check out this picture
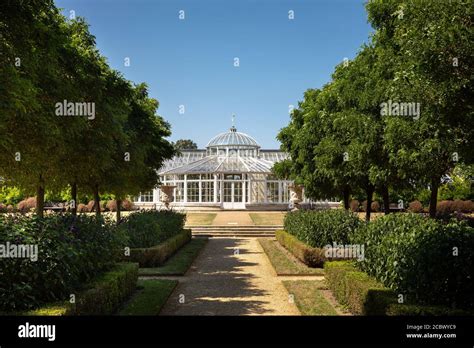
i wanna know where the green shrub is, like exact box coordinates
[350,213,474,309]
[18,263,139,316]
[324,261,395,315]
[125,229,191,267]
[0,214,128,311]
[275,230,325,267]
[324,261,471,316]
[284,209,360,248]
[73,263,138,315]
[119,210,186,248]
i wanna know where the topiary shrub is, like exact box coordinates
[100,200,108,212]
[371,201,380,212]
[407,200,424,213]
[0,203,6,213]
[350,200,360,212]
[106,200,118,212]
[17,197,36,213]
[462,200,474,213]
[284,209,361,248]
[121,199,135,211]
[6,205,14,213]
[77,203,87,213]
[118,210,186,248]
[86,200,96,212]
[350,213,474,309]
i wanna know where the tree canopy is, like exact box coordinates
[276,0,473,219]
[0,1,176,218]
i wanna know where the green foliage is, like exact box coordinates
[19,263,139,316]
[119,210,186,248]
[174,139,198,150]
[350,213,474,309]
[275,230,326,268]
[284,209,361,248]
[0,2,175,216]
[126,230,192,267]
[324,261,473,316]
[73,262,138,315]
[139,238,207,276]
[438,166,473,201]
[0,214,128,311]
[0,186,23,205]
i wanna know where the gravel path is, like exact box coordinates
[159,238,300,315]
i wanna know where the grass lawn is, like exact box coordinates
[139,238,208,276]
[186,213,216,225]
[118,279,177,315]
[258,238,324,276]
[249,212,286,225]
[283,280,338,316]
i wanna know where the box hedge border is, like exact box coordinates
[4,262,139,316]
[124,229,192,267]
[324,261,473,316]
[275,230,326,267]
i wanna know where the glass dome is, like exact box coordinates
[206,126,260,149]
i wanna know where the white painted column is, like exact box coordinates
[248,176,252,203]
[213,174,218,203]
[278,181,282,203]
[242,178,246,204]
[198,177,202,203]
[264,178,268,203]
[184,175,188,203]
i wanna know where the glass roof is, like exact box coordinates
[206,126,260,148]
[159,152,288,175]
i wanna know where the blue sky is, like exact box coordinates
[55,0,373,148]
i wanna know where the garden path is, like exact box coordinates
[159,237,300,315]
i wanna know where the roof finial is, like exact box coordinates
[230,114,236,132]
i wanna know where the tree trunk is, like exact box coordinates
[343,186,350,210]
[382,186,390,215]
[94,184,101,217]
[429,177,439,218]
[36,175,45,218]
[365,184,375,222]
[116,199,122,224]
[71,182,77,216]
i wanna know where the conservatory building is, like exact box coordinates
[134,126,303,210]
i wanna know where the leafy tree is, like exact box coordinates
[105,83,175,221]
[174,139,198,150]
[367,0,474,217]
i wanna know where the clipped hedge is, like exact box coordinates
[275,230,325,267]
[284,209,360,248]
[119,210,186,248]
[0,214,128,312]
[350,213,474,309]
[19,263,139,316]
[325,261,396,315]
[125,229,192,267]
[324,261,472,316]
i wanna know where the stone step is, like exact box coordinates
[185,225,283,230]
[192,232,275,237]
